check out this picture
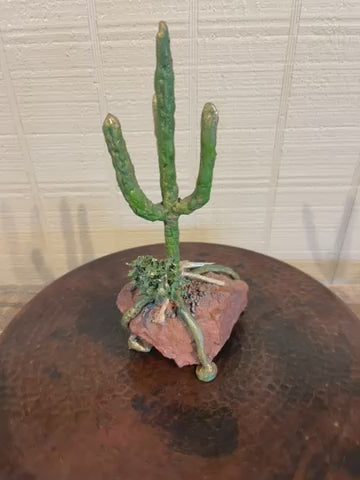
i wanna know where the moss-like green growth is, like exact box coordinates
[128,255,186,304]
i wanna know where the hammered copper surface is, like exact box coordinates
[1,243,360,480]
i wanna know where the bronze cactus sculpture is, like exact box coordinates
[103,21,241,382]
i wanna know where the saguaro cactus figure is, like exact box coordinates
[103,22,218,264]
[103,21,240,382]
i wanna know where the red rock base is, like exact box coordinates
[117,274,248,367]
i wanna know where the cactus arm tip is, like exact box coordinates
[202,102,219,123]
[158,21,168,36]
[103,113,119,128]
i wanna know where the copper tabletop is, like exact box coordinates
[1,243,360,480]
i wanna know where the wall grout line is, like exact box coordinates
[188,0,199,229]
[331,158,360,283]
[0,28,52,250]
[86,0,126,226]
[264,0,302,253]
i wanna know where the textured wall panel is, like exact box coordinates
[0,0,359,285]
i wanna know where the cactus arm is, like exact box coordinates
[153,21,178,208]
[174,102,218,215]
[103,114,165,222]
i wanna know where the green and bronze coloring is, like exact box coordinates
[103,21,238,382]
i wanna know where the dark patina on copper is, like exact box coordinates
[1,243,360,480]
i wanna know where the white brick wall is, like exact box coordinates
[0,0,359,285]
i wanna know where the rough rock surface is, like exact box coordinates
[116,274,248,367]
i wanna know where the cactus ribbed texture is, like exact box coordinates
[103,21,218,264]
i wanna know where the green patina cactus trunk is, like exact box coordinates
[102,21,218,264]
